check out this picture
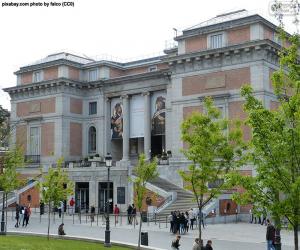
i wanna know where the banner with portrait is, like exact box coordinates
[130,94,144,138]
[111,98,123,139]
[151,91,166,136]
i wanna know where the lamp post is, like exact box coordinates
[104,153,112,247]
[0,167,5,235]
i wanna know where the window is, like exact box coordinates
[29,127,40,155]
[148,65,157,72]
[33,71,42,83]
[89,102,97,115]
[210,34,223,49]
[88,126,96,153]
[88,69,98,81]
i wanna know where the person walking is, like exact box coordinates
[19,205,24,226]
[169,212,174,233]
[127,204,133,224]
[266,219,276,250]
[90,205,95,222]
[171,235,181,250]
[15,204,20,228]
[69,197,75,215]
[205,240,213,250]
[114,204,120,223]
[23,206,29,227]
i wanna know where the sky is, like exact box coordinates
[0,0,298,110]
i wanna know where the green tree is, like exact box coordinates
[0,147,24,234]
[0,105,10,148]
[179,97,245,243]
[131,154,158,249]
[39,158,74,240]
[231,31,300,250]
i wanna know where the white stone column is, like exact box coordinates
[143,92,151,160]
[121,95,130,161]
[105,98,111,154]
[89,181,96,209]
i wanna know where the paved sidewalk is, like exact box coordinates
[6,214,298,250]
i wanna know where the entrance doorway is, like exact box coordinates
[98,182,113,213]
[75,182,89,213]
[151,135,165,157]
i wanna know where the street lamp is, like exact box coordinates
[104,153,112,247]
[0,167,6,235]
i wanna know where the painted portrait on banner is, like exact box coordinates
[151,92,166,136]
[111,99,123,139]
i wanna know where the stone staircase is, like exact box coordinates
[148,177,198,221]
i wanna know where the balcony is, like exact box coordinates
[25,155,40,164]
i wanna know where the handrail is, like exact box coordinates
[154,191,177,214]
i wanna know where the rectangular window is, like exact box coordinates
[88,69,98,81]
[89,102,97,115]
[148,65,157,72]
[210,34,223,49]
[29,127,40,155]
[33,71,42,83]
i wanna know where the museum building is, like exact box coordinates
[3,10,281,214]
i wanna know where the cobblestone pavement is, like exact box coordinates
[5,213,297,250]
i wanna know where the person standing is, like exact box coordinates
[132,204,137,225]
[69,197,75,215]
[15,204,20,228]
[266,219,276,250]
[114,204,120,223]
[168,212,174,233]
[23,206,29,227]
[171,235,181,250]
[58,201,64,218]
[127,204,133,224]
[90,205,95,222]
[189,208,195,230]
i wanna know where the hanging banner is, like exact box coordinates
[111,98,123,139]
[151,91,166,136]
[130,94,144,138]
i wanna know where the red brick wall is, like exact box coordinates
[228,101,251,141]
[183,105,203,120]
[227,26,250,45]
[19,186,40,208]
[182,67,250,96]
[41,122,55,156]
[70,122,82,156]
[69,66,80,80]
[16,97,56,117]
[20,72,33,85]
[110,68,124,78]
[70,97,83,114]
[44,67,58,81]
[16,125,27,152]
[264,26,274,40]
[185,35,207,53]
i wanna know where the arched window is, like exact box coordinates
[88,126,96,153]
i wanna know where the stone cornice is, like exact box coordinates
[165,39,281,66]
[176,15,280,40]
[15,59,83,74]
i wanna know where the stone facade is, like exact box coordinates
[4,11,282,213]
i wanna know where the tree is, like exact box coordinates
[230,30,300,250]
[0,147,24,235]
[39,158,73,240]
[131,154,158,249]
[179,97,245,243]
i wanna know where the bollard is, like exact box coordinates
[159,221,161,229]
[155,213,157,225]
[79,211,81,224]
[86,214,87,224]
[97,214,98,226]
[72,213,74,224]
[120,214,122,226]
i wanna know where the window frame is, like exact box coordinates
[33,71,42,83]
[88,69,98,82]
[88,126,97,154]
[89,101,97,115]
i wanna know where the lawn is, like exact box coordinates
[0,235,133,250]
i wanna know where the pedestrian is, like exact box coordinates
[23,206,29,227]
[114,204,120,223]
[261,208,267,226]
[266,219,276,250]
[192,238,200,250]
[19,205,24,226]
[69,197,75,215]
[58,223,66,235]
[127,204,133,224]
[90,205,95,222]
[171,235,181,250]
[15,203,20,228]
[58,201,64,218]
[205,240,213,250]
[179,212,185,234]
[132,204,137,225]
[185,211,189,233]
[40,201,45,215]
[169,212,174,233]
[189,208,195,230]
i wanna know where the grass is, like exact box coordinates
[0,235,133,250]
